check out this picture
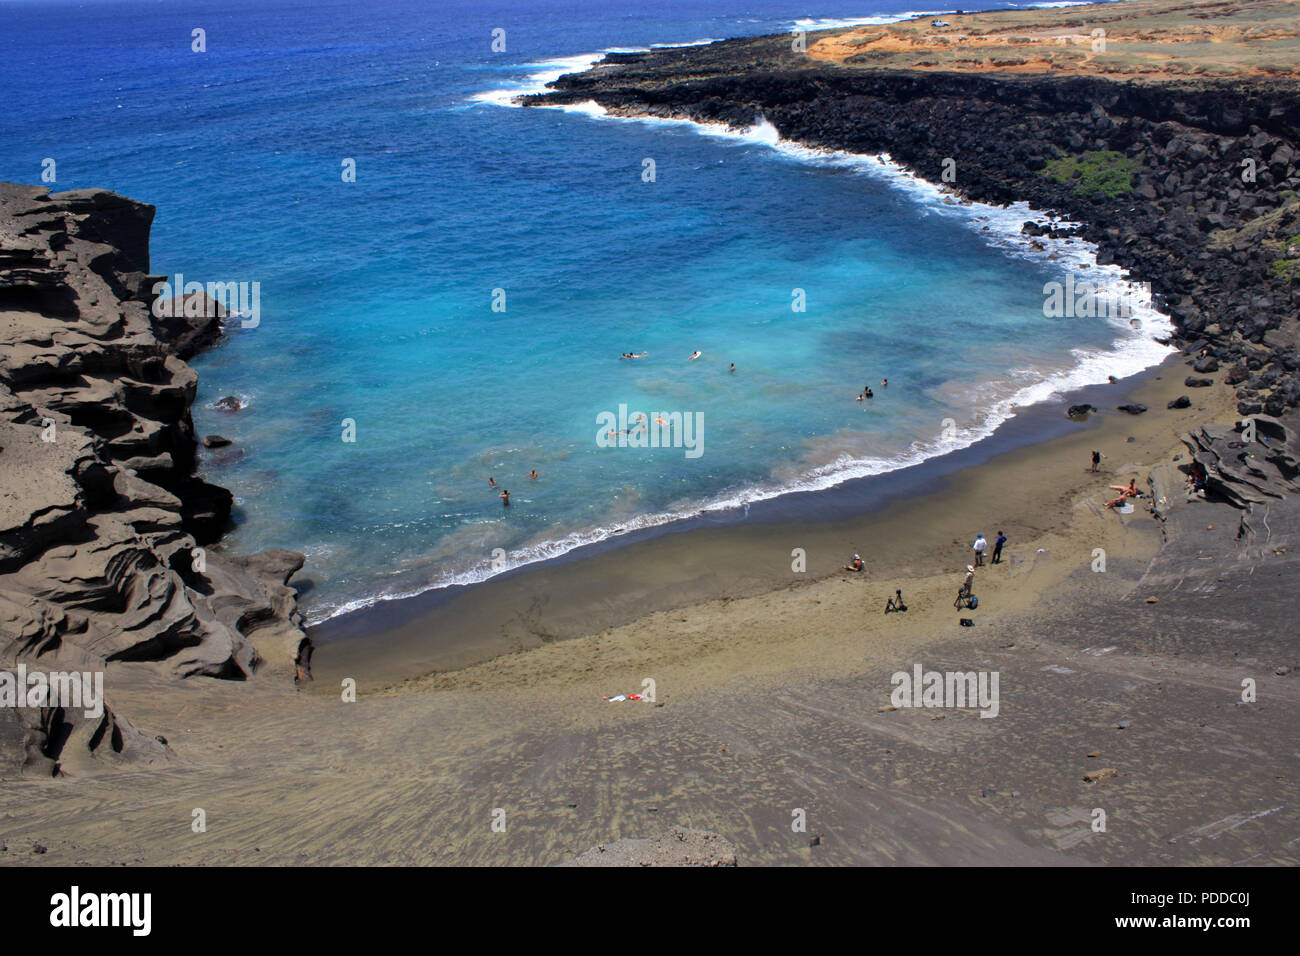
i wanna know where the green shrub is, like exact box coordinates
[1044,150,1143,198]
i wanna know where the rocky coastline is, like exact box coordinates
[525,30,1300,416]
[0,182,309,777]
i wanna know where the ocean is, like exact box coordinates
[0,0,1163,624]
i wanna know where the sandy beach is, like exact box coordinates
[8,354,1296,866]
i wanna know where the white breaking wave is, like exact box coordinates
[791,11,946,31]
[314,66,1176,625]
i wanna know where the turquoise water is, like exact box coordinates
[0,0,1160,622]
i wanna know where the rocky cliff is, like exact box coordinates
[526,42,1300,415]
[0,182,309,777]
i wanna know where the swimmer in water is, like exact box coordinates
[688,351,702,361]
[881,378,888,388]
[488,477,496,487]
[529,469,537,480]
[500,489,510,506]
[729,363,735,373]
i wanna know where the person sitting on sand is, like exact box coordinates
[1108,479,1139,498]
[1104,491,1129,510]
[843,554,864,572]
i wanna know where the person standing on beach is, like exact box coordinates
[992,531,1006,564]
[1091,450,1104,473]
[972,533,987,567]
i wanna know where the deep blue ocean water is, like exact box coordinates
[0,0,1161,622]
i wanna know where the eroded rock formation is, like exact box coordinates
[0,182,308,777]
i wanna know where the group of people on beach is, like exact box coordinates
[1094,448,1145,510]
[842,526,1006,613]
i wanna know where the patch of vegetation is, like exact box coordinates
[1043,150,1143,198]
[1269,258,1300,282]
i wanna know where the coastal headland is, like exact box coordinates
[2,0,1298,866]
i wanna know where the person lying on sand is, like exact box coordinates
[1108,479,1139,497]
[1104,492,1130,510]
[843,554,864,572]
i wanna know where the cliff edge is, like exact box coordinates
[0,182,309,778]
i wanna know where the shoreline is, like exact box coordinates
[301,83,1177,630]
[311,350,1235,691]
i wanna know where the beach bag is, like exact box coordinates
[959,618,974,627]
[967,595,978,610]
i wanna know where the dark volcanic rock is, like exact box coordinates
[203,435,233,449]
[1067,403,1095,418]
[1168,395,1192,409]
[0,182,309,775]
[1118,403,1148,415]
[214,396,244,412]
[1185,376,1213,387]
[151,292,226,360]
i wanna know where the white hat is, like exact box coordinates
[967,565,975,573]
